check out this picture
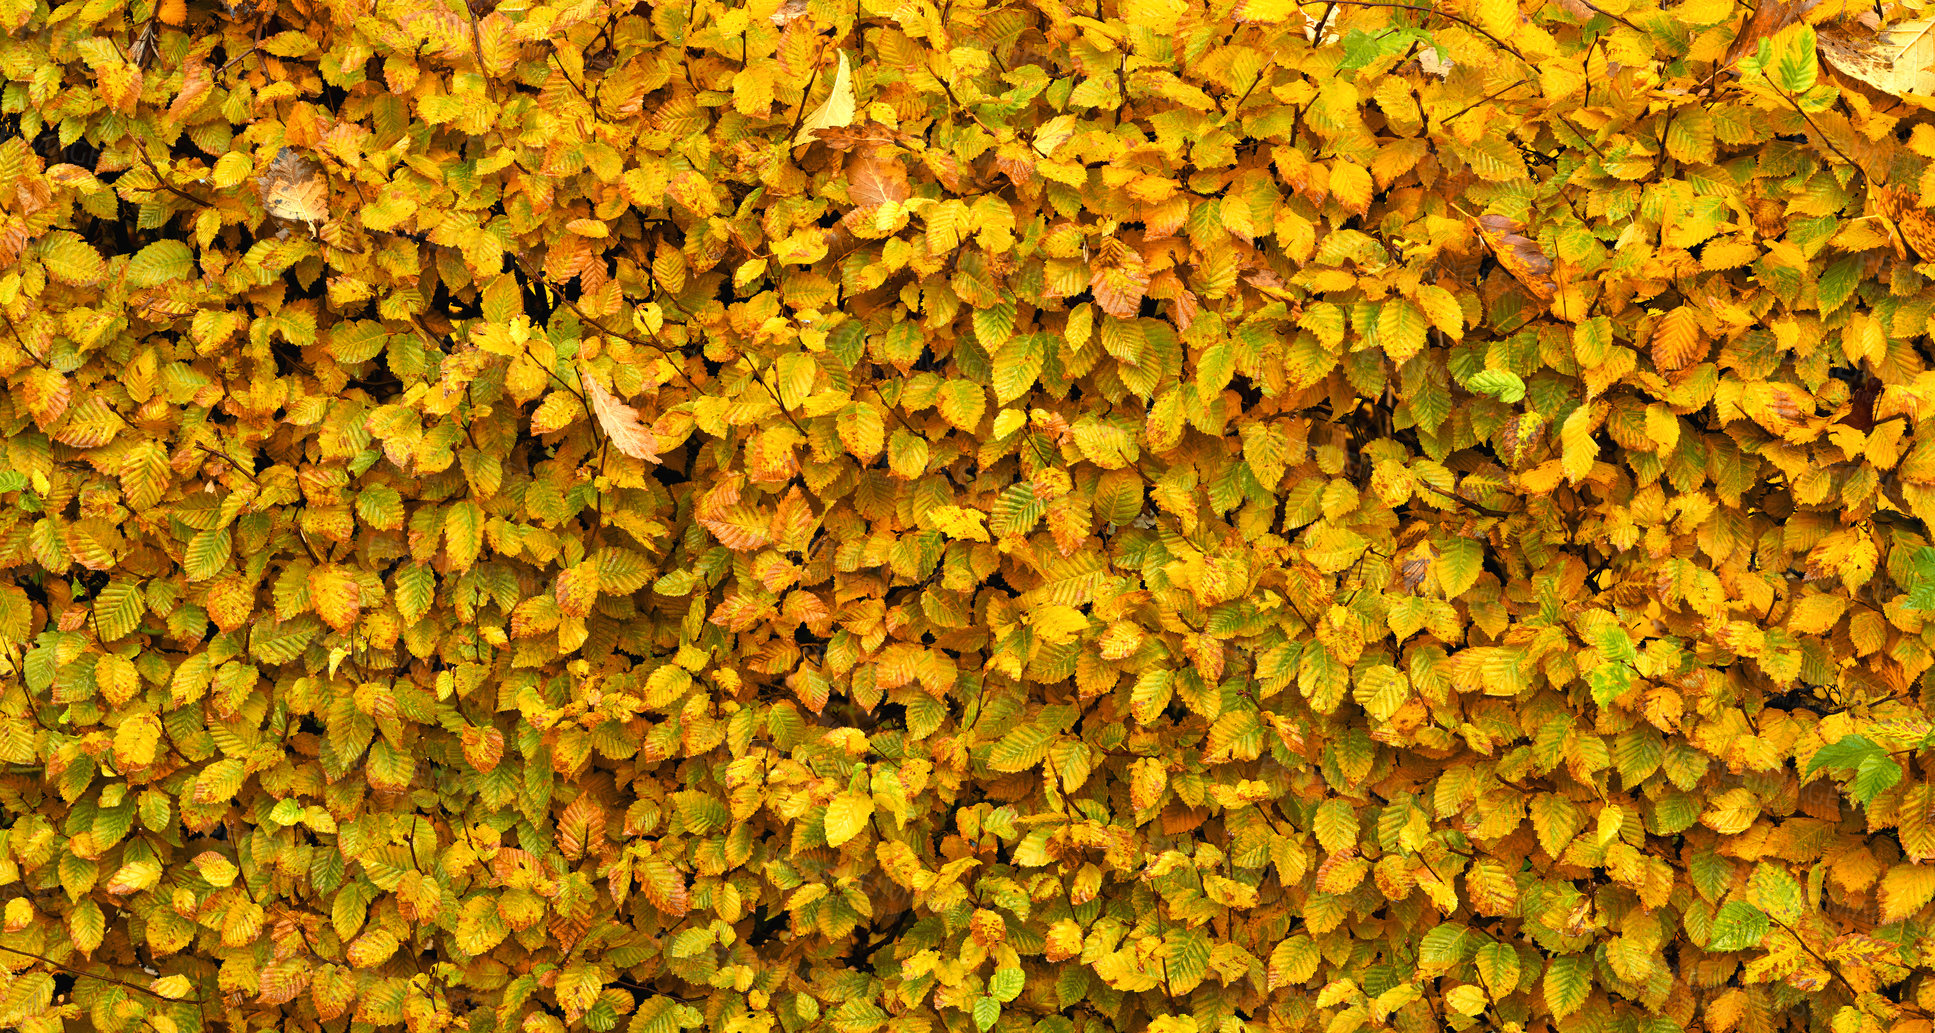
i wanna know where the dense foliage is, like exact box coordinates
[11,0,1935,1032]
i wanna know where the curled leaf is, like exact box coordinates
[796,51,856,146]
[256,147,328,228]
[583,374,661,463]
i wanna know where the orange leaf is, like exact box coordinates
[583,374,661,462]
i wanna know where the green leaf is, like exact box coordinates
[1589,663,1633,706]
[1852,753,1904,806]
[988,968,1023,1003]
[183,526,232,582]
[91,579,146,642]
[1467,369,1525,403]
[394,566,436,624]
[1417,925,1474,972]
[1596,627,1638,665]
[1749,862,1804,924]
[972,997,1000,1032]
[1436,536,1483,598]
[1707,900,1769,951]
[1543,955,1592,1018]
[1769,24,1817,94]
[267,798,304,826]
[127,240,194,287]
[1338,27,1438,70]
[1816,255,1862,314]
[988,723,1054,773]
[1807,734,1882,776]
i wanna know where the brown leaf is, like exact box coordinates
[256,147,328,226]
[583,374,661,463]
[1724,0,1817,66]
[1476,214,1557,300]
[769,0,809,25]
[846,145,910,208]
[812,121,898,153]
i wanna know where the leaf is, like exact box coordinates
[1650,307,1706,372]
[1435,537,1484,598]
[825,794,873,847]
[1807,734,1884,776]
[583,375,661,462]
[256,147,328,226]
[150,975,194,999]
[989,968,1024,1003]
[1820,18,1935,97]
[308,566,362,632]
[989,723,1055,772]
[1467,370,1526,403]
[1376,298,1428,363]
[938,380,987,432]
[1544,955,1592,1018]
[1707,901,1770,951]
[1559,405,1596,483]
[40,231,105,286]
[128,240,194,287]
[1768,22,1820,93]
[847,145,911,208]
[796,51,857,145]
[1476,215,1555,300]
[1445,984,1488,1016]
[92,579,146,642]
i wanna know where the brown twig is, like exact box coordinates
[0,944,202,1004]
[1423,481,1509,518]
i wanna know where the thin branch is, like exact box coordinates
[1766,78,1870,184]
[0,944,203,1004]
[507,253,702,396]
[1423,481,1510,518]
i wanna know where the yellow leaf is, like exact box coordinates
[1446,984,1489,1016]
[1560,405,1596,484]
[1030,604,1090,646]
[583,375,661,462]
[308,566,362,633]
[825,794,874,847]
[1124,0,1186,32]
[1044,919,1085,962]
[1788,592,1847,634]
[151,975,194,1000]
[347,928,400,968]
[795,51,856,145]
[1702,787,1760,835]
[924,504,991,541]
[1413,284,1465,339]
[1881,863,1935,923]
[213,152,254,189]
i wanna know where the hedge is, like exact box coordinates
[3,1,1935,1033]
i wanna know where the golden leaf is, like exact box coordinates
[583,374,661,463]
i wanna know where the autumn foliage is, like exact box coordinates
[18,0,1935,1031]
